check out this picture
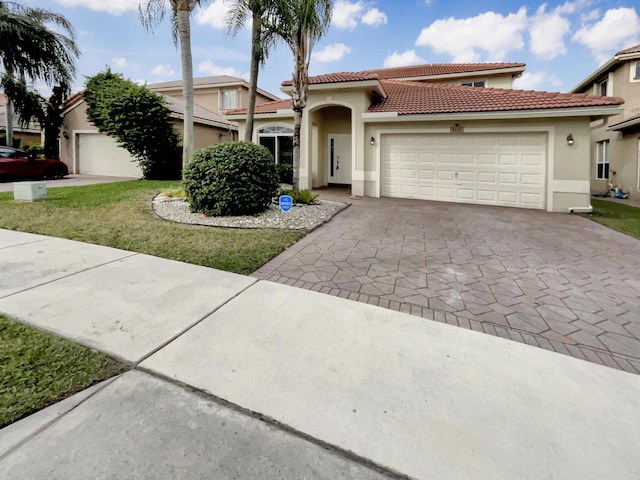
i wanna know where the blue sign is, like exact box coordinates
[279,195,293,212]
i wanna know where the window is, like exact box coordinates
[220,90,237,110]
[460,80,485,87]
[597,140,609,179]
[634,62,640,80]
[258,126,293,164]
[598,79,608,96]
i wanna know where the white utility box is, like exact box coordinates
[13,181,47,201]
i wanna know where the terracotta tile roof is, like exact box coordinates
[226,98,292,115]
[616,44,640,55]
[282,72,379,86]
[367,80,624,115]
[363,63,525,79]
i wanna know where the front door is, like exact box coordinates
[327,134,351,185]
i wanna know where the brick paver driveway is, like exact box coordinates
[254,193,640,374]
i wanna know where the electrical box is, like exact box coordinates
[13,181,47,201]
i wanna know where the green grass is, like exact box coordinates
[588,199,640,239]
[0,180,304,274]
[0,314,127,428]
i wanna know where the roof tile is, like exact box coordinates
[363,62,526,79]
[367,80,624,115]
[616,44,640,55]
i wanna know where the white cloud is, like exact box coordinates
[529,4,571,60]
[195,0,231,30]
[416,8,528,62]
[312,43,352,62]
[55,0,138,15]
[150,64,176,77]
[362,8,388,26]
[332,1,364,30]
[513,71,563,90]
[197,60,242,77]
[383,50,426,68]
[573,7,640,63]
[111,57,128,69]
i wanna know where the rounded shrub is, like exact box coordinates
[183,142,280,217]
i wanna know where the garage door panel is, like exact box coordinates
[79,134,141,177]
[381,132,546,209]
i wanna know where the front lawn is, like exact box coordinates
[0,314,127,428]
[0,180,304,274]
[589,199,640,240]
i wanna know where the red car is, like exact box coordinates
[0,146,68,182]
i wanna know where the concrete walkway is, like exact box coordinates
[0,174,138,193]
[1,229,639,479]
[255,190,640,374]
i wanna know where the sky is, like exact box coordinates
[21,0,640,99]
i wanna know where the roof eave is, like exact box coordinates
[391,66,526,82]
[226,109,294,120]
[362,105,624,122]
[570,52,640,93]
[281,80,386,97]
[608,116,640,131]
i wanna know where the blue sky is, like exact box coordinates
[23,0,640,98]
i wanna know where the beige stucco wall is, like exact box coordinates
[233,92,593,212]
[61,100,235,173]
[418,73,514,89]
[577,61,640,199]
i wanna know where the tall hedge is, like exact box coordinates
[83,69,181,179]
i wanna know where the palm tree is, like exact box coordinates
[227,0,282,142]
[274,0,332,193]
[0,1,78,147]
[140,0,206,169]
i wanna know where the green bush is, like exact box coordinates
[183,142,279,216]
[23,143,45,157]
[278,188,318,205]
[276,163,293,184]
[84,69,181,180]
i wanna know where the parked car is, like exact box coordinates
[0,146,68,182]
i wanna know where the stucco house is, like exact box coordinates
[571,45,640,200]
[0,93,42,147]
[228,63,623,213]
[59,75,280,177]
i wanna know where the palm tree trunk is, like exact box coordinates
[244,12,262,143]
[5,97,14,147]
[176,3,194,169]
[292,109,302,194]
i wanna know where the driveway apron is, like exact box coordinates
[254,194,640,374]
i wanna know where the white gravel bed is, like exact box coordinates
[152,195,348,230]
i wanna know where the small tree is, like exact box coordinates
[84,70,182,179]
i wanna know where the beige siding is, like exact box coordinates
[417,73,515,89]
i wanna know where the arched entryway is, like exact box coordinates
[307,104,353,189]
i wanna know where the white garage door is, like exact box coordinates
[78,133,142,177]
[381,132,547,209]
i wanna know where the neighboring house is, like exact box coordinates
[228,63,623,213]
[572,45,640,199]
[60,91,238,177]
[148,75,281,113]
[0,93,42,147]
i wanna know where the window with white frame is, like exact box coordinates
[598,79,608,96]
[258,126,293,164]
[220,90,237,110]
[597,140,609,179]
[460,80,485,87]
[634,62,640,80]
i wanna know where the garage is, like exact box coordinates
[381,132,547,209]
[77,133,142,177]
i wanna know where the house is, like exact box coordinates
[148,75,281,113]
[571,45,640,199]
[0,93,42,147]
[227,63,623,212]
[59,76,280,177]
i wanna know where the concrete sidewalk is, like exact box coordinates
[1,229,639,479]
